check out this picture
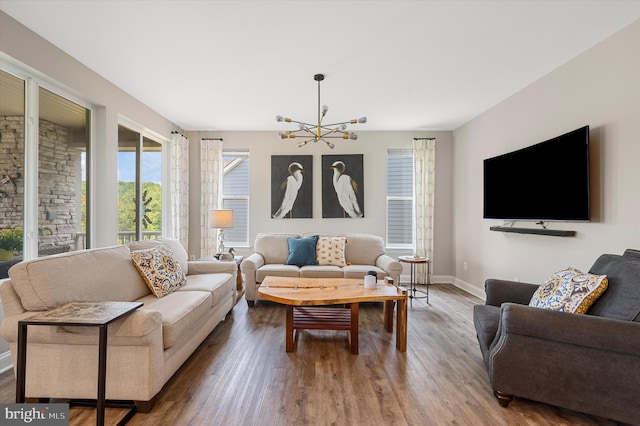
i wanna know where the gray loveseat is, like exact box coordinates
[473,249,640,425]
[241,233,402,307]
[0,238,236,412]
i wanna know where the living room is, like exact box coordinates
[1,1,639,425]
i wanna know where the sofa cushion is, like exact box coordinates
[256,264,300,282]
[131,246,187,298]
[138,290,211,349]
[8,245,149,311]
[286,235,319,266]
[129,238,189,275]
[300,265,343,278]
[316,236,347,267]
[588,254,640,321]
[178,273,233,306]
[255,233,300,264]
[529,267,608,314]
[344,234,386,266]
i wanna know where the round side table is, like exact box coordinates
[398,255,430,305]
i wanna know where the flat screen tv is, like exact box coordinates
[483,126,590,222]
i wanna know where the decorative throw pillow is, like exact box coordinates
[316,236,347,267]
[286,235,319,266]
[131,245,187,298]
[529,267,608,314]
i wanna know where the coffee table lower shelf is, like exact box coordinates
[287,305,358,354]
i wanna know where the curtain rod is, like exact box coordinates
[413,137,436,141]
[201,138,223,141]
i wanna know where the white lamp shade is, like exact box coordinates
[209,209,234,228]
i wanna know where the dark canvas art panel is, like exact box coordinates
[271,155,313,219]
[322,154,364,218]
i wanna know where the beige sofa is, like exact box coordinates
[241,233,402,306]
[0,238,236,412]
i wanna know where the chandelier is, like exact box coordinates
[276,74,367,149]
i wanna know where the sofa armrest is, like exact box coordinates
[241,253,265,302]
[0,310,38,343]
[187,260,237,275]
[499,303,640,356]
[0,279,26,317]
[375,255,402,283]
[484,279,539,307]
[490,303,640,424]
[240,253,265,276]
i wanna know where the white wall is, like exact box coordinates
[453,20,640,296]
[185,130,455,277]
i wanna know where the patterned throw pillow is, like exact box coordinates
[316,237,347,267]
[131,245,187,298]
[529,267,608,314]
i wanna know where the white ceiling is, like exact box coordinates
[2,1,640,132]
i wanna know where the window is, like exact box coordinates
[38,87,90,256]
[0,67,93,278]
[117,122,164,244]
[222,151,250,247]
[0,70,26,277]
[386,149,414,248]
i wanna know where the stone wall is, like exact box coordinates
[0,116,24,230]
[0,116,79,250]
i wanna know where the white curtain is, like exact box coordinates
[200,138,223,257]
[414,138,436,284]
[169,132,189,248]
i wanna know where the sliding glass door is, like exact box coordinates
[0,67,92,277]
[38,87,90,255]
[0,70,26,277]
[117,124,163,244]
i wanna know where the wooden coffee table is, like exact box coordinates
[258,276,408,354]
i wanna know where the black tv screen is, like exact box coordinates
[483,126,590,221]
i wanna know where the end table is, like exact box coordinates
[399,255,431,305]
[17,301,143,426]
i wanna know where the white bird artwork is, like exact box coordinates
[272,162,304,218]
[331,160,363,218]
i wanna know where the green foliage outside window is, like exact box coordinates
[0,227,23,251]
[117,182,162,231]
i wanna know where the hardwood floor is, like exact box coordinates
[0,284,628,425]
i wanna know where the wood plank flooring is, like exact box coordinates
[0,284,629,425]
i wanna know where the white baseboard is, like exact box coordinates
[0,350,13,374]
[451,277,486,300]
[431,274,453,284]
[400,273,486,301]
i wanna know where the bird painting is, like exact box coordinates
[331,160,363,218]
[273,162,305,218]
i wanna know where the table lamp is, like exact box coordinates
[209,209,234,255]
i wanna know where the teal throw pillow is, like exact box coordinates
[286,235,319,266]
